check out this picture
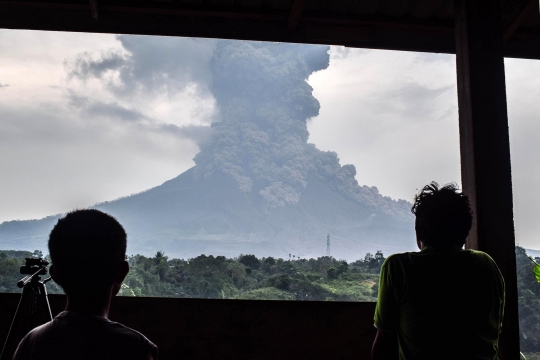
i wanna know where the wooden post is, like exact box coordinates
[454,0,520,359]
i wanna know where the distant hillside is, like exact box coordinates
[0,167,414,261]
[526,248,540,258]
[0,40,416,261]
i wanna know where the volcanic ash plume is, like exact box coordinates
[194,41,409,218]
[0,38,415,260]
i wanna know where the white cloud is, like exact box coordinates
[506,57,540,249]
[307,47,461,203]
[0,30,205,222]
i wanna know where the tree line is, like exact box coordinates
[0,247,539,354]
[0,250,385,301]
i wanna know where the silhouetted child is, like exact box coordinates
[372,183,504,360]
[13,209,158,360]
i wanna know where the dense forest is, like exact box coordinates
[1,247,539,356]
[0,250,384,301]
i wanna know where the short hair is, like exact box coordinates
[48,209,126,293]
[411,182,472,248]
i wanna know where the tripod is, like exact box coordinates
[0,260,53,360]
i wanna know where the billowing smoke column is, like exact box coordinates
[0,37,415,260]
[67,36,411,219]
[194,41,410,218]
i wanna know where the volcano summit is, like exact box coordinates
[0,40,415,261]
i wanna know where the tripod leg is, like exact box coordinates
[38,282,53,322]
[26,282,53,335]
[0,281,54,360]
[0,291,25,360]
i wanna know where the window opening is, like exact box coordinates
[0,30,462,302]
[506,57,540,359]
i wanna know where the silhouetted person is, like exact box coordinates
[371,183,504,360]
[13,209,158,360]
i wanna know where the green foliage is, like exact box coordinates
[240,287,296,301]
[327,267,338,280]
[239,254,260,270]
[119,253,382,301]
[523,353,540,360]
[0,249,384,302]
[517,247,540,354]
[529,257,540,283]
[2,247,539,356]
[0,250,62,294]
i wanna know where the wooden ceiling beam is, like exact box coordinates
[302,14,453,34]
[0,1,453,33]
[409,0,441,19]
[0,1,285,21]
[0,0,538,59]
[502,0,536,42]
[287,0,307,32]
[89,0,98,20]
[0,1,87,11]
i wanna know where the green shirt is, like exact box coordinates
[374,247,505,360]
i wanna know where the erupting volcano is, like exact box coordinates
[0,40,415,261]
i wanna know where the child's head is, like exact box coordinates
[411,182,472,249]
[48,209,127,294]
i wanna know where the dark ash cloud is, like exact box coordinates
[350,82,454,124]
[160,124,213,147]
[67,35,216,97]
[192,40,411,219]
[67,92,147,122]
[85,101,148,123]
[67,92,211,145]
[64,35,217,146]
[382,83,453,120]
[67,51,125,80]
[66,38,411,219]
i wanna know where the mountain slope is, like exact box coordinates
[0,40,417,261]
[0,166,415,261]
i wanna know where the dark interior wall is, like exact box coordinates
[0,293,377,360]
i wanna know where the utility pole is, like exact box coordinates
[326,234,330,257]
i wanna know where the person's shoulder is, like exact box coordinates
[380,252,416,274]
[383,251,416,265]
[107,320,153,341]
[12,320,56,359]
[466,249,498,266]
[22,318,55,340]
[466,249,491,257]
[106,320,158,353]
[466,250,504,280]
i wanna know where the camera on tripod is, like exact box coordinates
[0,257,53,360]
[17,258,49,289]
[20,257,49,275]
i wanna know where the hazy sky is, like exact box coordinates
[0,29,538,249]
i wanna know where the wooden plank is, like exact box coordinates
[503,0,536,42]
[454,0,520,359]
[0,293,378,360]
[89,0,98,20]
[301,12,454,33]
[0,1,286,21]
[0,1,88,11]
[410,0,442,19]
[287,0,306,31]
[307,24,370,42]
[0,1,538,57]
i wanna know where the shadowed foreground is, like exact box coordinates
[0,294,377,360]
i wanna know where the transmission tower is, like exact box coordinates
[326,234,331,257]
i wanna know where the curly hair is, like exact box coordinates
[411,182,472,248]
